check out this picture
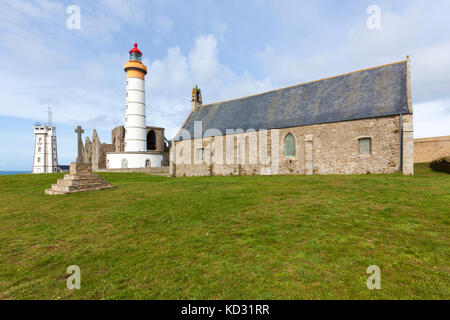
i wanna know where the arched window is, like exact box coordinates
[122,159,128,168]
[145,159,151,168]
[284,133,296,158]
[147,130,156,150]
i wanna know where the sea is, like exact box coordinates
[0,171,32,175]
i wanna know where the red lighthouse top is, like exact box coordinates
[129,43,142,55]
[129,43,142,61]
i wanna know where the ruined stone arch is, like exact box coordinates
[147,130,156,151]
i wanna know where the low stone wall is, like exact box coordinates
[414,136,450,163]
[96,166,169,173]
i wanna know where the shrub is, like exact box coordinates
[430,156,450,174]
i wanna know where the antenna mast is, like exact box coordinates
[47,106,53,127]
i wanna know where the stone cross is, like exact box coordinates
[75,125,84,164]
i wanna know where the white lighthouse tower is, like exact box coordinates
[107,43,163,169]
[32,108,58,174]
[124,43,147,152]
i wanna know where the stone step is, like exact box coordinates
[57,178,107,187]
[46,183,114,195]
[63,173,101,180]
[66,182,112,191]
[48,185,70,193]
[46,167,114,195]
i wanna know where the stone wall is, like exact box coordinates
[112,126,125,152]
[145,126,167,153]
[82,129,115,170]
[170,115,414,177]
[83,126,170,170]
[414,136,450,163]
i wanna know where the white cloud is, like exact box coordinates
[147,34,272,139]
[189,35,221,84]
[414,100,450,138]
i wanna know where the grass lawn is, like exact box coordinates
[0,163,448,300]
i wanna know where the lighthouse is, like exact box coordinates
[106,43,164,169]
[124,43,148,152]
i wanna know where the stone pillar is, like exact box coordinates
[305,134,314,175]
[402,123,414,175]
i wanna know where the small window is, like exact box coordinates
[197,148,205,161]
[145,159,151,168]
[38,147,42,152]
[359,138,372,155]
[37,157,41,163]
[122,159,128,168]
[284,133,296,158]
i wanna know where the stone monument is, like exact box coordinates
[45,126,115,195]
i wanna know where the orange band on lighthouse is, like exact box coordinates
[124,61,147,80]
[126,70,145,80]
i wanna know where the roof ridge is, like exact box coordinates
[202,60,407,107]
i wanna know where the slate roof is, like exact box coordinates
[175,61,411,141]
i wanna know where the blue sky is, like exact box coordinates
[0,0,449,170]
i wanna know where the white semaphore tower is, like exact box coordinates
[32,108,58,174]
[106,43,163,169]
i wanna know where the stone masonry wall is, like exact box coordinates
[171,115,414,176]
[112,126,125,152]
[414,136,450,163]
[146,127,166,153]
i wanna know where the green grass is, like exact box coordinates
[0,163,448,300]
